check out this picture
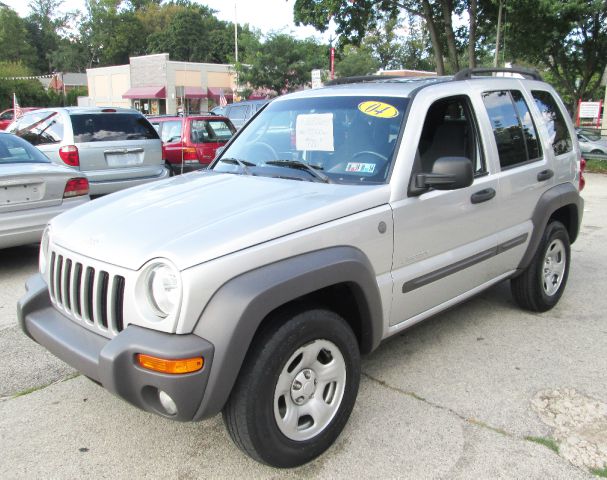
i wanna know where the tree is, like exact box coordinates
[25,0,69,73]
[335,45,380,77]
[496,0,607,113]
[0,62,49,110]
[237,33,328,93]
[0,8,37,68]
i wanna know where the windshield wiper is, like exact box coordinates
[218,157,254,175]
[265,160,331,183]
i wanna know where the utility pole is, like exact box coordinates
[234,1,239,100]
[329,36,335,80]
[494,0,503,68]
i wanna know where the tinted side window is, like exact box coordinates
[532,90,572,156]
[160,121,182,143]
[228,105,247,120]
[13,112,64,146]
[0,110,13,120]
[511,91,542,161]
[70,113,159,142]
[482,91,528,169]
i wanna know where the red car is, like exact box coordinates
[148,114,236,174]
[0,108,40,130]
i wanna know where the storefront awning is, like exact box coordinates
[207,87,234,100]
[122,86,166,99]
[184,86,208,99]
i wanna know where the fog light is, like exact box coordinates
[159,390,178,416]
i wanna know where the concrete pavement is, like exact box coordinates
[1,175,606,478]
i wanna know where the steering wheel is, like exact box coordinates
[351,150,388,162]
[252,141,278,160]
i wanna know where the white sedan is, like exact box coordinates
[0,132,89,249]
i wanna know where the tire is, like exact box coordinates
[222,308,360,468]
[511,221,570,312]
[591,149,604,155]
[165,161,175,177]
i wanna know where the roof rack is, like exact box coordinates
[454,67,543,81]
[324,75,394,86]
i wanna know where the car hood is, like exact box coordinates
[50,171,390,270]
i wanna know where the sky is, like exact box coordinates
[3,0,336,42]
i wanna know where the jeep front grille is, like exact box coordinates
[49,251,125,336]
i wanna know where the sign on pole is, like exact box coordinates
[576,100,603,128]
[311,69,322,89]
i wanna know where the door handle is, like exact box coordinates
[470,188,496,204]
[537,169,554,181]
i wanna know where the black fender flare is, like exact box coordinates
[518,182,583,271]
[192,246,383,420]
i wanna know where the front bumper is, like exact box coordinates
[18,274,214,421]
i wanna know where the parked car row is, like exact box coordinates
[1,99,263,249]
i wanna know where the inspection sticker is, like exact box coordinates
[296,113,334,151]
[346,162,376,173]
[358,101,399,118]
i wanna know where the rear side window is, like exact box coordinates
[13,112,64,146]
[228,105,247,120]
[190,120,235,143]
[0,110,13,120]
[532,90,573,156]
[482,90,542,169]
[70,113,159,143]
[159,120,182,143]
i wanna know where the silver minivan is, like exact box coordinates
[8,107,168,195]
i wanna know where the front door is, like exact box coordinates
[390,94,503,327]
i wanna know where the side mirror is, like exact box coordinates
[414,156,474,191]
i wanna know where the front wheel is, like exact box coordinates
[511,221,571,312]
[222,308,360,468]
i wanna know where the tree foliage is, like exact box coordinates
[237,33,328,93]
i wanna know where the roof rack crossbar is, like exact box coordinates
[324,75,391,86]
[454,67,543,81]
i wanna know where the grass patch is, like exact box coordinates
[585,158,607,174]
[468,418,508,436]
[12,373,80,398]
[525,435,559,454]
[591,466,607,478]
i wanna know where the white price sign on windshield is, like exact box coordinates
[296,113,334,151]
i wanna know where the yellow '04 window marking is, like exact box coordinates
[358,101,399,118]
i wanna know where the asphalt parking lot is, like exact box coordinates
[1,174,606,479]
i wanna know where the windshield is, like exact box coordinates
[0,134,50,164]
[212,96,408,184]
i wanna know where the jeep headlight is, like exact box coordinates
[39,226,51,276]
[144,260,181,319]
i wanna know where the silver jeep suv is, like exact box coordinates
[19,68,584,468]
[8,107,168,195]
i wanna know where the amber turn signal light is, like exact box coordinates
[136,354,203,374]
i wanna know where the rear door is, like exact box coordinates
[158,119,184,165]
[478,86,562,273]
[70,112,162,176]
[189,118,235,164]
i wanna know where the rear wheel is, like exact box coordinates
[511,221,570,312]
[222,308,360,468]
[165,161,175,176]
